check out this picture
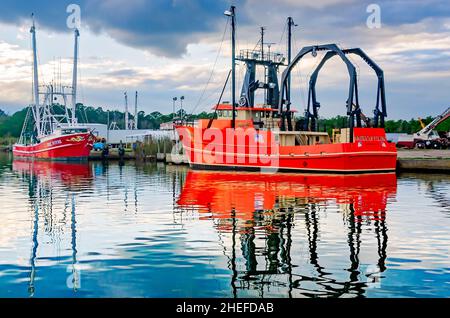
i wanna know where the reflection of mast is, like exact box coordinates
[280,213,294,297]
[230,209,238,298]
[28,202,39,297]
[375,216,388,272]
[70,195,80,291]
[303,203,365,297]
[345,205,364,297]
[304,205,327,278]
[226,208,295,298]
[177,171,396,297]
[134,178,138,214]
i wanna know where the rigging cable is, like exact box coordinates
[189,16,230,116]
[291,30,308,112]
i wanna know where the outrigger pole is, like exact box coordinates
[71,28,80,125]
[30,14,41,137]
[134,91,138,129]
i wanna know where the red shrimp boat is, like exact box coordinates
[13,128,95,161]
[176,7,396,173]
[13,20,94,161]
[177,111,396,173]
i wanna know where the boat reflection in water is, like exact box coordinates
[177,170,397,297]
[12,160,93,296]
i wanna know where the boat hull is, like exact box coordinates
[13,132,94,161]
[177,126,397,173]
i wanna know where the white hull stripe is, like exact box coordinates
[191,161,396,172]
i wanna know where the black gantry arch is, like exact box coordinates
[279,44,358,134]
[308,47,387,129]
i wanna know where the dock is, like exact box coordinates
[0,145,11,152]
[397,149,449,172]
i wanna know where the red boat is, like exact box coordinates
[13,20,94,161]
[176,8,396,173]
[177,110,396,173]
[13,127,95,161]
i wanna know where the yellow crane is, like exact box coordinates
[418,117,426,129]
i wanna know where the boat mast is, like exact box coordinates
[71,28,80,125]
[134,91,138,130]
[228,6,236,129]
[30,15,41,137]
[124,92,129,130]
[287,17,295,102]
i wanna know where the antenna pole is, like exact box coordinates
[261,26,267,103]
[261,27,265,60]
[230,6,236,129]
[30,14,41,136]
[71,28,80,125]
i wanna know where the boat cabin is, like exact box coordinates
[214,103,291,130]
[60,127,90,135]
[213,103,332,146]
[53,125,91,137]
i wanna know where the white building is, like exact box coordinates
[77,123,173,146]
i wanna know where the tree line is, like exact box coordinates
[0,104,448,139]
[0,104,213,138]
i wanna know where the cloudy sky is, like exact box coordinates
[0,0,449,119]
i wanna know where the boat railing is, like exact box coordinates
[236,49,286,65]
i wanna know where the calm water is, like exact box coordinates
[0,153,449,298]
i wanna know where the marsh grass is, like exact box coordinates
[134,137,173,161]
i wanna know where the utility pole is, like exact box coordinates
[180,96,185,123]
[172,97,177,124]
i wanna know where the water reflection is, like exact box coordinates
[12,160,93,296]
[2,157,449,298]
[177,171,397,297]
